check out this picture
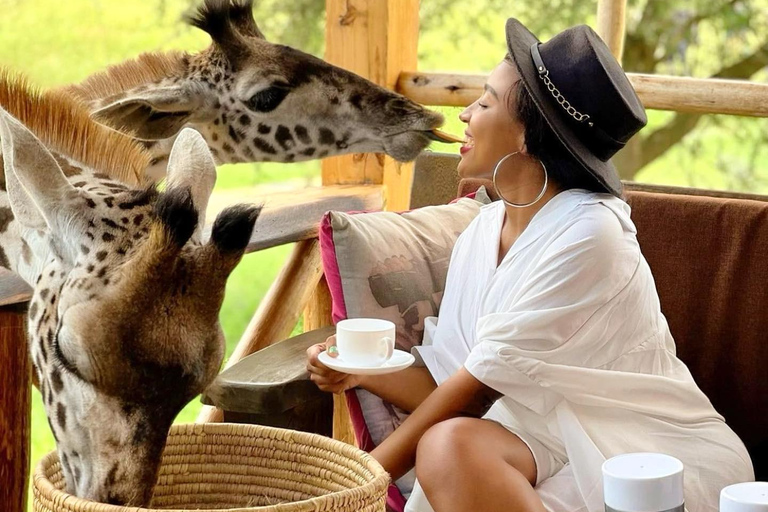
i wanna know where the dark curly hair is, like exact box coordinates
[502,57,616,197]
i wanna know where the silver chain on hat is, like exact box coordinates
[537,69,594,127]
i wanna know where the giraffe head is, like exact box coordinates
[0,97,259,505]
[69,0,449,169]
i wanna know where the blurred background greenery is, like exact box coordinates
[1,0,766,506]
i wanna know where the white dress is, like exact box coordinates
[406,190,753,512]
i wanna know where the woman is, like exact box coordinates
[306,19,753,512]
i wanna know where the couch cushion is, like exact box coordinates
[319,190,490,351]
[627,190,768,479]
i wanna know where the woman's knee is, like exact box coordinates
[415,418,482,484]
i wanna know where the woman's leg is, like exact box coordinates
[415,417,547,512]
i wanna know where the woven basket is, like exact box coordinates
[33,423,389,512]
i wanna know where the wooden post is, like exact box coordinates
[319,0,420,445]
[303,277,356,445]
[0,300,30,512]
[597,0,627,64]
[323,0,420,211]
[197,239,324,423]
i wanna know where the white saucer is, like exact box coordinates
[318,349,415,375]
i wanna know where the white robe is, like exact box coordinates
[407,190,753,512]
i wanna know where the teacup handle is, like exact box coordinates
[380,336,394,361]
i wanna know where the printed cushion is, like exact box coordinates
[318,188,491,506]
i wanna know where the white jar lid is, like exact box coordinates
[721,482,768,512]
[602,453,684,511]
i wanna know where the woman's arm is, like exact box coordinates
[371,367,500,481]
[359,367,437,413]
[306,335,437,413]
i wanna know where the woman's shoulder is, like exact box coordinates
[551,190,638,254]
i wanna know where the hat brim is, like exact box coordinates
[505,19,622,196]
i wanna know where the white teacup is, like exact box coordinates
[336,318,395,366]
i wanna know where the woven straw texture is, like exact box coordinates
[33,423,389,512]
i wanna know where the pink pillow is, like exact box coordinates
[318,190,490,508]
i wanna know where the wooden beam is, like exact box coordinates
[596,0,627,63]
[202,184,385,253]
[196,238,324,423]
[301,277,356,445]
[397,71,768,117]
[0,301,30,512]
[323,0,419,211]
[0,269,31,307]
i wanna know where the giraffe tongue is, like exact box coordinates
[425,129,464,144]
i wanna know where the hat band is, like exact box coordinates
[530,43,626,161]
[530,43,592,124]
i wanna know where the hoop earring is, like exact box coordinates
[492,151,548,208]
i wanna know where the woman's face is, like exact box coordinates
[457,61,526,179]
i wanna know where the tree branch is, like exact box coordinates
[713,42,768,78]
[616,39,768,179]
[659,0,743,63]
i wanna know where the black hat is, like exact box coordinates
[506,19,647,196]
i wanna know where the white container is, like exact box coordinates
[603,453,685,512]
[721,482,768,511]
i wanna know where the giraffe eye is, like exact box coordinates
[245,85,290,113]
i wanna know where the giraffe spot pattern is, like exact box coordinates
[319,128,335,145]
[0,246,9,269]
[228,125,243,144]
[57,402,67,430]
[275,125,295,151]
[0,207,14,232]
[50,367,63,393]
[253,137,277,155]
[294,125,312,145]
[21,240,32,265]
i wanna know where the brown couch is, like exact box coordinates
[204,153,768,480]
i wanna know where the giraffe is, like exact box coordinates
[0,73,260,506]
[62,0,452,181]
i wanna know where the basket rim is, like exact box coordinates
[34,422,390,512]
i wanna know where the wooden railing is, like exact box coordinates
[397,71,768,117]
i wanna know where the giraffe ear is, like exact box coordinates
[165,128,217,242]
[0,108,75,231]
[92,86,204,141]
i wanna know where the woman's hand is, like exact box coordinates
[306,335,362,393]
